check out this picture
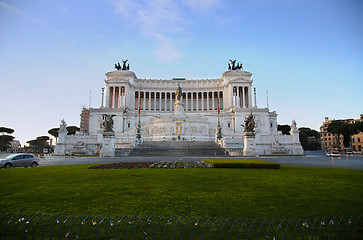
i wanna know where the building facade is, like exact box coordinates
[320,117,345,151]
[320,114,363,152]
[55,62,303,156]
[352,132,363,152]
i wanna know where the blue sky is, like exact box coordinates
[0,0,362,146]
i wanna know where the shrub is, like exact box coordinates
[204,159,280,169]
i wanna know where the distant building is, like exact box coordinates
[320,114,363,152]
[352,132,363,152]
[9,140,21,152]
[320,117,345,151]
[80,107,90,134]
[351,114,363,152]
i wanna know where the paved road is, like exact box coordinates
[2,151,363,170]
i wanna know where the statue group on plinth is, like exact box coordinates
[242,111,255,133]
[100,114,116,157]
[242,112,258,156]
[174,84,184,115]
[102,114,116,133]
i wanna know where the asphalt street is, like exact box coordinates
[35,151,363,170]
[1,151,363,170]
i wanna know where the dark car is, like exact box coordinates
[0,154,39,169]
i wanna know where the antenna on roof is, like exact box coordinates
[266,90,269,109]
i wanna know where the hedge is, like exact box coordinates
[204,159,280,169]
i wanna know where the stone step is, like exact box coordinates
[123,141,227,157]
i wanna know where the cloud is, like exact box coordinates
[153,33,183,62]
[0,1,48,27]
[111,0,221,62]
[58,5,70,15]
[180,0,222,14]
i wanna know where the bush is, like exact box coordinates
[204,159,280,169]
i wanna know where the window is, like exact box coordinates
[358,138,361,143]
[128,123,131,128]
[228,123,231,128]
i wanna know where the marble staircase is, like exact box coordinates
[124,141,227,157]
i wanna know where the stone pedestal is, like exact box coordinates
[243,131,258,157]
[174,100,184,115]
[100,132,115,157]
[54,143,66,155]
[54,120,68,155]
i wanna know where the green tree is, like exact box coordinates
[327,121,350,148]
[0,127,15,151]
[298,127,321,150]
[350,121,363,135]
[27,136,50,153]
[48,128,59,143]
[66,126,80,135]
[277,125,291,135]
[0,127,14,135]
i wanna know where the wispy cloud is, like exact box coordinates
[181,0,222,14]
[153,33,183,62]
[0,1,49,27]
[112,0,222,62]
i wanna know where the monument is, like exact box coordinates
[55,60,304,156]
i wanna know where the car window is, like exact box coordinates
[24,155,33,159]
[13,155,24,160]
[5,154,17,159]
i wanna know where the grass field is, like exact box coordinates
[0,164,362,220]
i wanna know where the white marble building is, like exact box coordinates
[55,63,303,156]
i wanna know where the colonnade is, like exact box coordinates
[107,87,126,108]
[232,86,250,108]
[106,85,252,110]
[134,90,223,112]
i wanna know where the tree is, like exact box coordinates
[66,126,80,135]
[0,127,14,135]
[0,127,15,151]
[277,125,291,135]
[327,121,350,148]
[48,128,59,139]
[298,127,321,150]
[27,136,50,153]
[350,121,363,135]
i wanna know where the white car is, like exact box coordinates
[0,154,39,169]
[330,150,341,157]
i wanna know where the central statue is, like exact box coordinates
[176,84,182,101]
[174,84,184,116]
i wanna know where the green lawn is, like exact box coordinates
[0,164,362,220]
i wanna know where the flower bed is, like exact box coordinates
[88,161,212,169]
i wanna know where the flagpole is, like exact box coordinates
[136,84,142,141]
[217,83,220,124]
[216,82,222,140]
[138,84,141,124]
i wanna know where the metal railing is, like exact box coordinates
[1,214,362,239]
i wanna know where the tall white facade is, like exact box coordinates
[55,65,303,156]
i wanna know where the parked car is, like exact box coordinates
[330,150,341,157]
[346,148,353,155]
[0,154,39,169]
